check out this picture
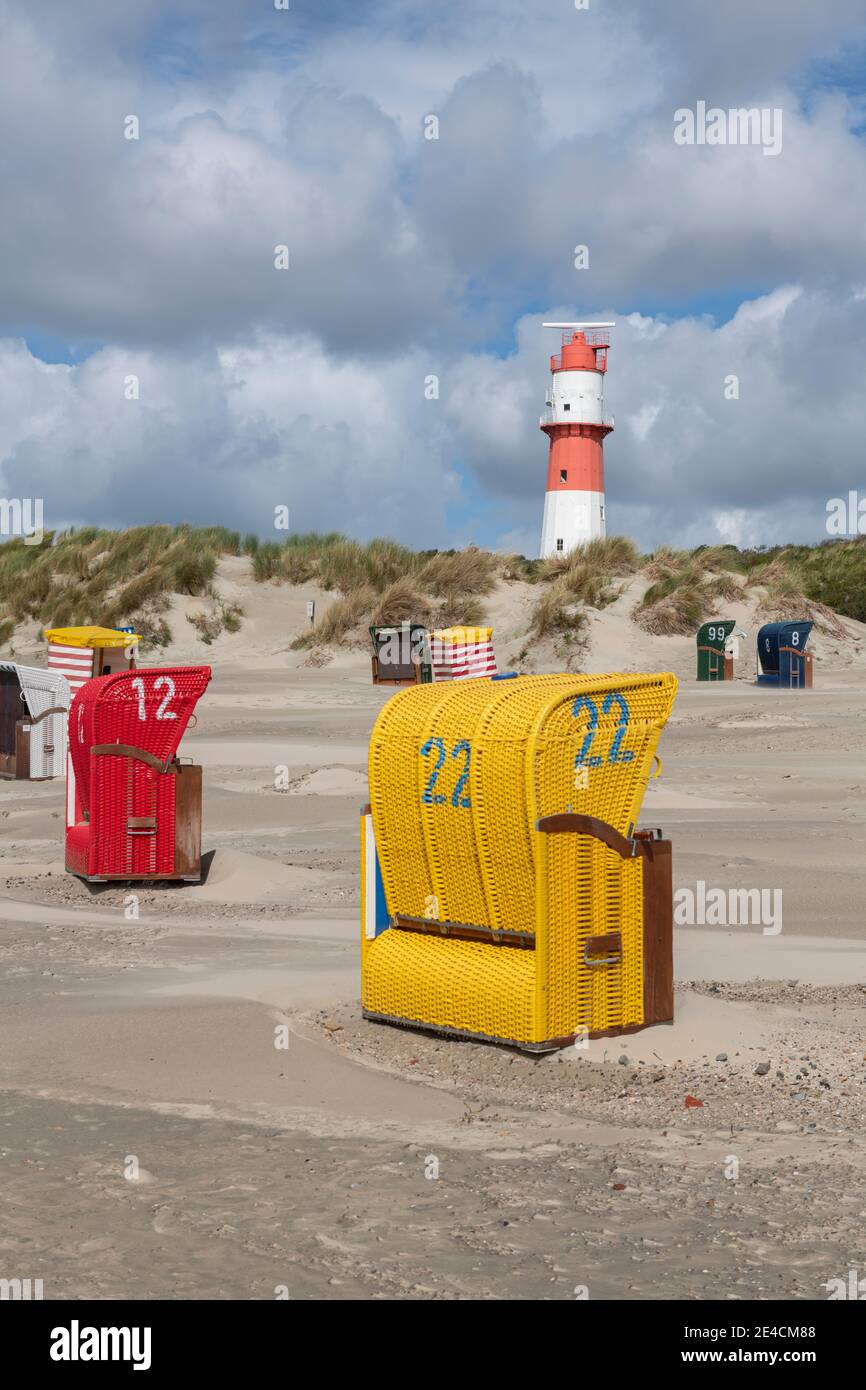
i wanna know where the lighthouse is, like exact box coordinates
[538,321,615,558]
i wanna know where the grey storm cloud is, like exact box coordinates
[1,0,865,550]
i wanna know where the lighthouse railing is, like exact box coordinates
[539,409,615,428]
[560,328,610,346]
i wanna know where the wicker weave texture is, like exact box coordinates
[363,671,677,1045]
[362,930,536,1042]
[369,672,676,932]
[540,834,645,1039]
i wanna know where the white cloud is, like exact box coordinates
[1,0,866,552]
[0,334,464,544]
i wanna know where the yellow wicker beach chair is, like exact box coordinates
[361,671,678,1050]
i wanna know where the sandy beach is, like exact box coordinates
[1,566,865,1301]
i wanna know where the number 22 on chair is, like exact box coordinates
[572,692,634,771]
[420,737,471,809]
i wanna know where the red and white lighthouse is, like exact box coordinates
[539,321,615,558]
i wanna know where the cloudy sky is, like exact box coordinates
[1,0,865,553]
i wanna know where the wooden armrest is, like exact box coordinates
[24,706,67,726]
[91,744,177,774]
[536,813,641,858]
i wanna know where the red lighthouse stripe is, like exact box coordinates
[546,432,605,492]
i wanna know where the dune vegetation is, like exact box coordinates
[288,540,494,649]
[0,524,249,650]
[0,525,863,656]
[631,539,865,636]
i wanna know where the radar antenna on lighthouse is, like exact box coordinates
[538,321,615,558]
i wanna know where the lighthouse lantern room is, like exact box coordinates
[538,321,615,559]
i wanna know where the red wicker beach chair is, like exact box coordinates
[66,666,211,882]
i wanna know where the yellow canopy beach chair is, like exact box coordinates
[361,671,677,1050]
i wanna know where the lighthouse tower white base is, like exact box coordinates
[540,490,606,559]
